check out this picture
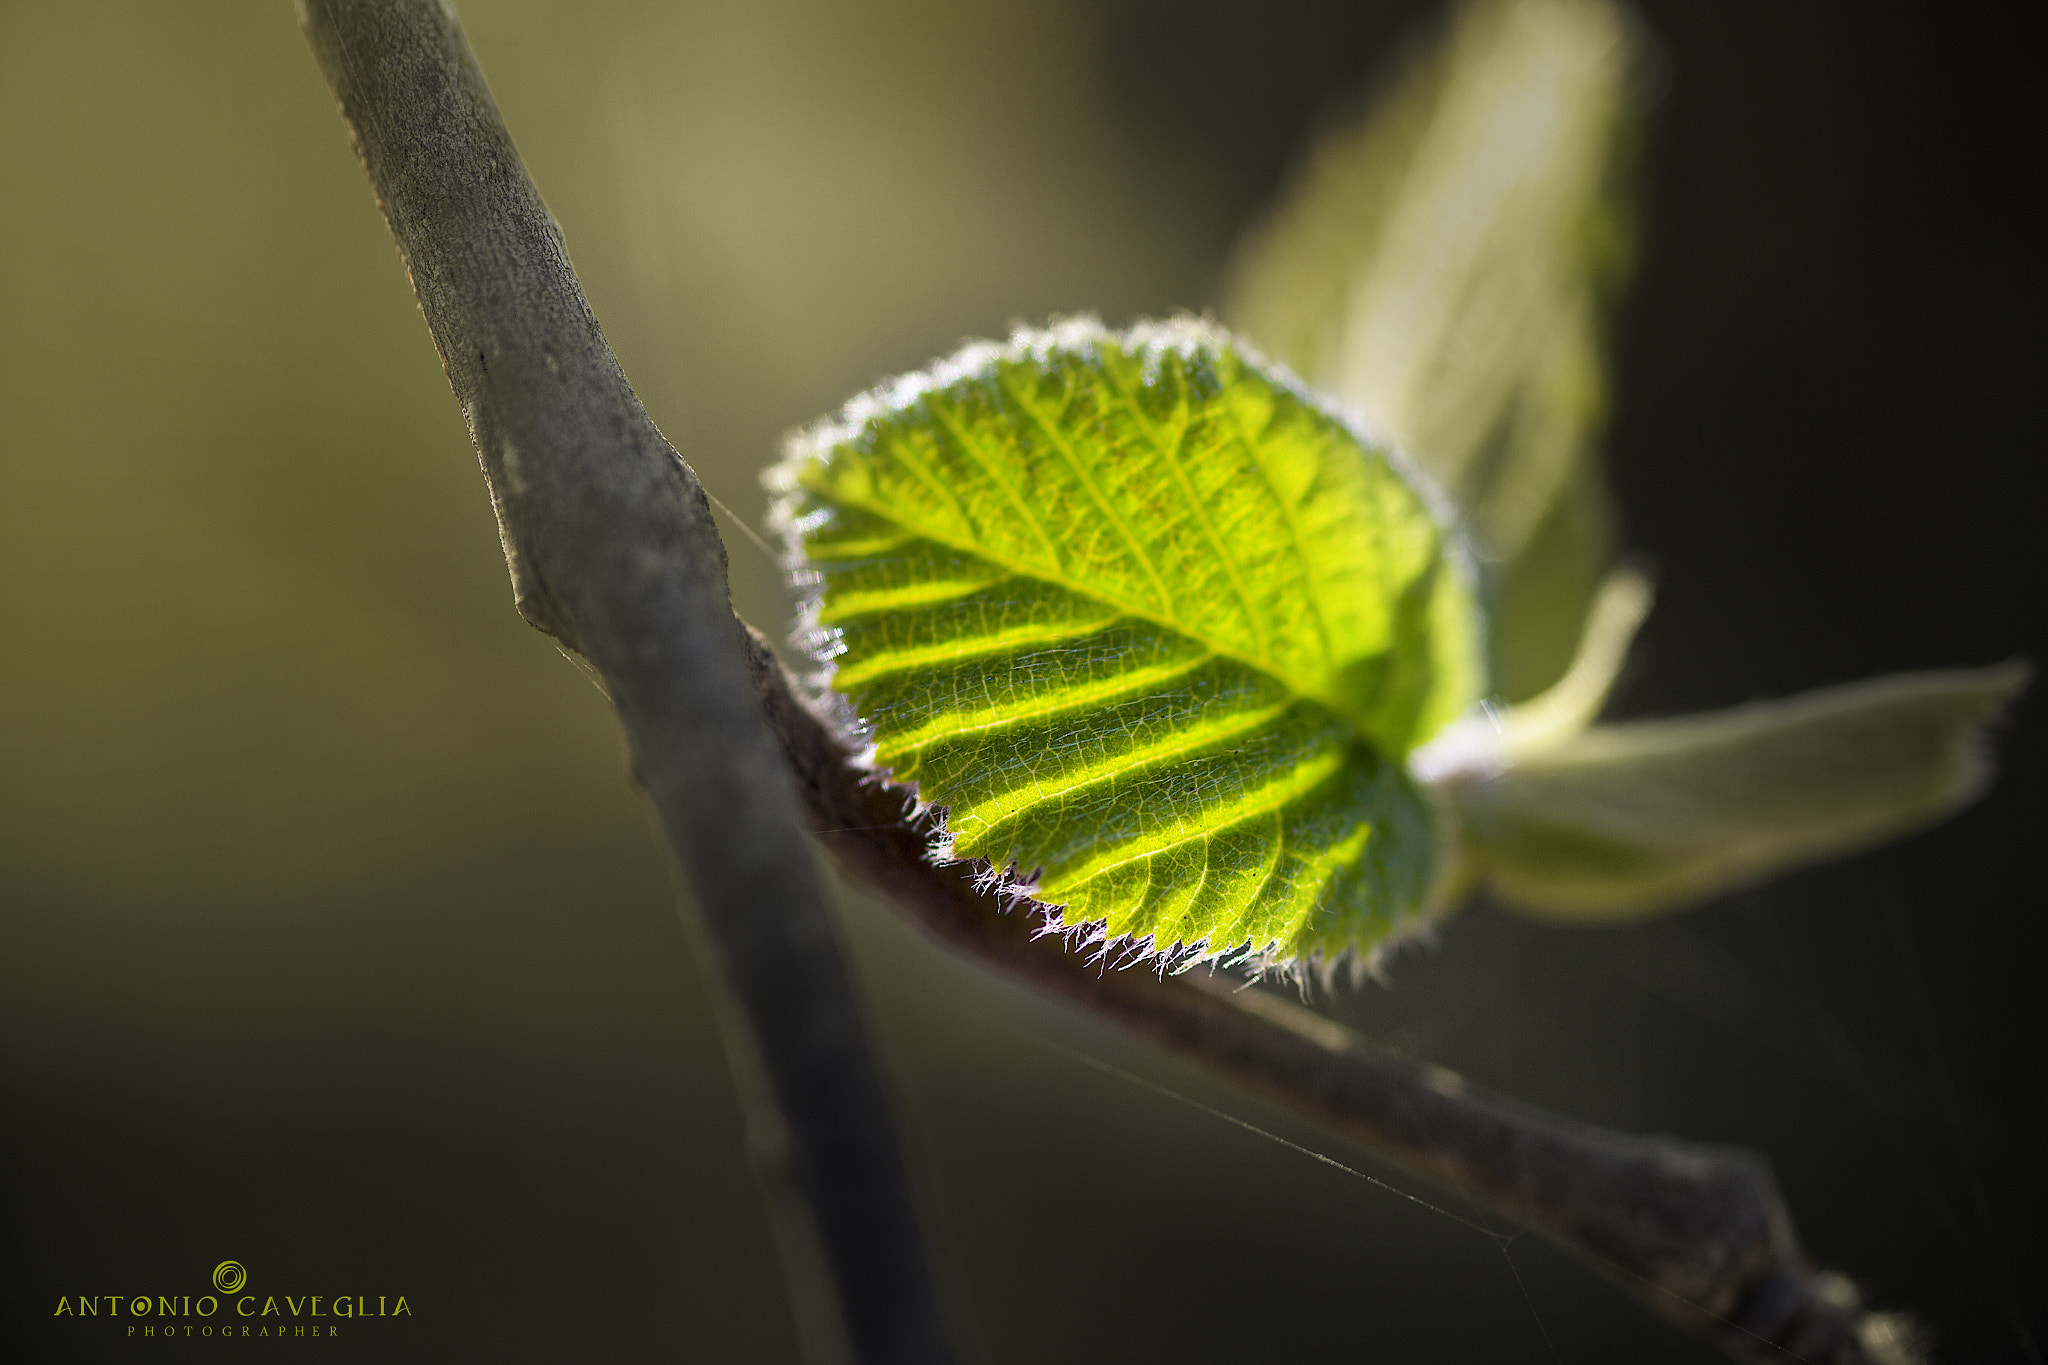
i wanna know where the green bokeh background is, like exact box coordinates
[4,2,2041,1361]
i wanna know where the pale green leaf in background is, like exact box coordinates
[1225,0,1641,703]
[1443,664,2028,918]
[770,318,1483,965]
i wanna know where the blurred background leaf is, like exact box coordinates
[1226,0,1640,702]
[2,1,2043,1361]
[1453,664,2028,918]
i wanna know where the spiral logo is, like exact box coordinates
[212,1260,247,1295]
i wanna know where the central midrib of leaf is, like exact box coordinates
[814,471,1354,729]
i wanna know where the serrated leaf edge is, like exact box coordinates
[766,315,1484,979]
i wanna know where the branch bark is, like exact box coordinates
[297,4,958,1363]
[302,2,1915,1362]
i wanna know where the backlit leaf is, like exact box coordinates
[770,318,1483,965]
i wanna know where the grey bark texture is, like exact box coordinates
[297,4,960,1363]
[301,1,1916,1362]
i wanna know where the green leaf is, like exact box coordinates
[1442,664,2028,919]
[770,318,1483,965]
[1224,0,1640,702]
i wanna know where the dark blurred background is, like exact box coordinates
[2,1,2040,1360]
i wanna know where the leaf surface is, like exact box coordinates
[772,319,1482,963]
[1446,664,2028,918]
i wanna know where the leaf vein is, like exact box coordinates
[834,614,1119,687]
[877,650,1218,758]
[927,401,1067,574]
[1002,373,1178,621]
[965,699,1305,843]
[1103,357,1271,662]
[1047,751,1348,895]
[1227,398,1337,674]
